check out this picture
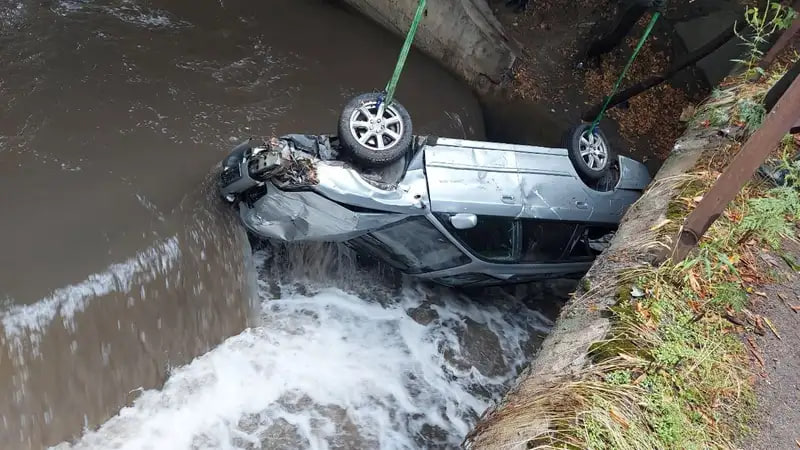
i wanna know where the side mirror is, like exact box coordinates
[450,213,478,230]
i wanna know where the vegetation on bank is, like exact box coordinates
[522,61,800,449]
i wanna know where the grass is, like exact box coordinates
[693,68,781,133]
[520,67,800,449]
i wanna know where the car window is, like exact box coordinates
[520,220,594,263]
[368,216,471,274]
[441,214,519,263]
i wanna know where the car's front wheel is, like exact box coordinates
[338,92,413,168]
[564,124,615,181]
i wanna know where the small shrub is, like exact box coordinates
[711,282,748,312]
[736,98,766,134]
[733,2,798,78]
[739,187,800,248]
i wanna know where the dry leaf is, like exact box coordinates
[619,353,640,363]
[697,409,715,425]
[679,105,696,122]
[635,301,650,319]
[688,272,701,293]
[764,317,782,340]
[649,218,672,231]
[746,337,765,369]
[609,408,630,429]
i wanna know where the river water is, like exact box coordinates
[0,0,555,448]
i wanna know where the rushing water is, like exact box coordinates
[52,245,553,449]
[0,0,557,448]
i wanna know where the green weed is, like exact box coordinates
[739,187,800,248]
[711,282,748,312]
[736,98,765,134]
[733,2,798,78]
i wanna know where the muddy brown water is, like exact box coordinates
[0,0,486,448]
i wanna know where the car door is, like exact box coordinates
[348,216,472,274]
[518,218,614,265]
[439,214,521,263]
[424,138,524,218]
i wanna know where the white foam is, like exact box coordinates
[54,272,547,449]
[0,0,26,31]
[52,0,191,29]
[1,237,180,339]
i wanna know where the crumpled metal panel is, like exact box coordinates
[240,186,412,242]
[236,141,430,242]
[312,162,429,214]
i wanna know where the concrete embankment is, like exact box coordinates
[463,122,727,448]
[341,0,517,90]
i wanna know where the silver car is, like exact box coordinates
[218,129,651,288]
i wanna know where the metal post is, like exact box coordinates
[671,73,800,262]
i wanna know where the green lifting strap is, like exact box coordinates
[384,0,427,105]
[591,11,661,132]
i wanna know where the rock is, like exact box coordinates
[317,405,378,449]
[458,318,508,377]
[414,423,450,449]
[259,418,309,450]
[521,330,547,358]
[407,305,440,325]
[235,414,309,450]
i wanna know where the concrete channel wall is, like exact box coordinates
[340,0,517,89]
[463,123,718,448]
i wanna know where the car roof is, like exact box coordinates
[423,138,627,223]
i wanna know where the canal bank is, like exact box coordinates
[464,63,800,448]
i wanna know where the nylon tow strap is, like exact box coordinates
[591,11,661,131]
[384,0,427,105]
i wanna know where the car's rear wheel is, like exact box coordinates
[564,124,614,181]
[338,92,413,168]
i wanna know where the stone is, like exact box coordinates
[407,305,440,325]
[458,318,508,377]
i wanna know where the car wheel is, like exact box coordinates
[338,92,413,168]
[564,124,615,181]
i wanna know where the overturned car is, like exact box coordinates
[219,93,651,287]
